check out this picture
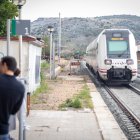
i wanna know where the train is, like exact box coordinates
[85,29,137,84]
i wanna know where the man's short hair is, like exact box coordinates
[1,56,17,72]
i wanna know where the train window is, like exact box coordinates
[108,41,127,52]
[107,40,130,58]
[112,33,122,38]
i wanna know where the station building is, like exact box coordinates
[0,36,44,93]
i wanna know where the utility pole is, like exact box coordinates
[48,26,54,80]
[19,5,23,77]
[12,1,26,140]
[58,12,61,64]
[50,31,53,79]
[7,19,11,56]
[52,42,55,79]
[18,6,24,140]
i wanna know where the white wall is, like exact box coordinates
[0,40,28,73]
[0,40,42,93]
[0,40,8,57]
[28,44,42,93]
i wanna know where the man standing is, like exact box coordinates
[0,56,25,140]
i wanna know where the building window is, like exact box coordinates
[35,56,40,84]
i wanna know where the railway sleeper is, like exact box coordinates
[128,130,139,134]
[127,126,137,130]
[131,135,140,138]
[131,138,140,140]
[131,133,140,136]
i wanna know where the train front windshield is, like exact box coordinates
[105,30,130,58]
[107,40,130,58]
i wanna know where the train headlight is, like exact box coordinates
[126,59,134,65]
[104,59,112,65]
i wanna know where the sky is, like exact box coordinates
[22,0,140,21]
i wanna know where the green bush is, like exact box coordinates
[41,62,49,69]
[59,84,93,109]
[72,98,82,108]
[60,98,82,109]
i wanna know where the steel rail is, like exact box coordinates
[128,84,140,96]
[104,85,140,130]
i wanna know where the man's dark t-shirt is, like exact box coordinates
[0,74,25,134]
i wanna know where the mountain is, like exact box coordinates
[31,15,140,53]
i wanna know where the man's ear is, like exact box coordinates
[3,62,8,70]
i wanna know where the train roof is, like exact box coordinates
[86,28,134,52]
[102,29,132,34]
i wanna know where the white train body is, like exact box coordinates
[86,29,137,84]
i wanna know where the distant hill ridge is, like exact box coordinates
[31,15,140,52]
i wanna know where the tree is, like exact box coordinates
[0,0,18,36]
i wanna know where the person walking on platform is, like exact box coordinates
[9,68,27,140]
[0,56,25,140]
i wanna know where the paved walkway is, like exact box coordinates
[11,110,103,140]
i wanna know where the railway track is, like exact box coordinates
[82,62,140,139]
[104,85,140,131]
[103,85,140,139]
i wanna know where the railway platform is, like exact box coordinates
[20,110,102,140]
[11,110,103,140]
[10,62,127,140]
[11,82,127,140]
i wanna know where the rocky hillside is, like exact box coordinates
[31,15,140,53]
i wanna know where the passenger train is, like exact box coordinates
[85,29,137,84]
